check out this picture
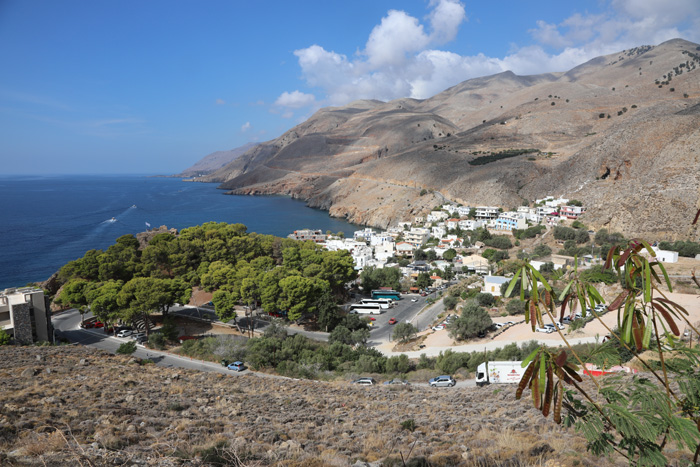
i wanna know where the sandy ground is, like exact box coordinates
[379,291,700,357]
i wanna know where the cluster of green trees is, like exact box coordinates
[468,148,540,166]
[512,224,546,240]
[55,222,357,330]
[448,300,493,340]
[658,240,700,257]
[553,225,590,244]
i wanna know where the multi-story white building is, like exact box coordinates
[1,287,54,345]
[396,241,415,257]
[288,229,326,243]
[475,206,500,220]
[351,244,374,269]
[374,242,395,262]
[494,212,528,231]
[405,228,431,247]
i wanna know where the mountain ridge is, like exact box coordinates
[196,39,700,240]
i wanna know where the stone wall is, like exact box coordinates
[11,303,33,345]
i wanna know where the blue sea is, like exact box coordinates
[0,174,361,289]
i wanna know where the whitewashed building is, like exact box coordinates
[475,206,500,220]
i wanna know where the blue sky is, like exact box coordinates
[1,0,698,175]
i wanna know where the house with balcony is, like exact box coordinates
[396,241,415,257]
[405,228,431,247]
[374,241,395,262]
[288,229,326,243]
[559,205,586,219]
[493,212,527,231]
[1,287,54,345]
[431,225,446,239]
[475,206,500,220]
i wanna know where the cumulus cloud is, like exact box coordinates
[281,0,700,108]
[241,122,251,132]
[274,90,317,109]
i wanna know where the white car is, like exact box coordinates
[536,327,553,333]
[411,298,418,302]
[432,324,446,331]
[117,329,133,338]
[544,322,565,330]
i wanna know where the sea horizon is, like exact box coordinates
[0,174,362,289]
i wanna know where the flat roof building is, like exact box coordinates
[0,287,54,345]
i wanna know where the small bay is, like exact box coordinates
[0,174,361,289]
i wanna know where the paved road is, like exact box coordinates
[52,309,271,378]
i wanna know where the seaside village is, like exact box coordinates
[288,196,679,295]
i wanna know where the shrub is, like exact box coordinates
[392,322,418,343]
[0,328,11,345]
[401,419,416,432]
[116,341,137,355]
[476,293,495,307]
[449,301,492,340]
[148,332,166,350]
[484,236,512,249]
[506,299,526,315]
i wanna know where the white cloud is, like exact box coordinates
[274,90,317,109]
[282,0,700,108]
[215,98,225,105]
[241,122,251,132]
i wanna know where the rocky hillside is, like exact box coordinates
[176,142,258,177]
[0,345,626,466]
[199,39,700,240]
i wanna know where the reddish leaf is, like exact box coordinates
[653,303,680,336]
[555,350,567,367]
[609,290,630,311]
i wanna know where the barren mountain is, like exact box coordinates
[201,39,700,240]
[177,142,258,177]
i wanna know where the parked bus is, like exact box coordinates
[371,289,401,301]
[349,303,382,314]
[360,298,392,309]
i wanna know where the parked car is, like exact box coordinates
[544,322,565,330]
[536,327,554,333]
[93,321,104,328]
[130,332,146,340]
[384,379,409,385]
[135,335,148,345]
[227,361,247,372]
[411,298,418,302]
[432,324,446,331]
[117,329,133,338]
[429,375,456,387]
[388,318,397,325]
[79,321,95,329]
[352,377,376,386]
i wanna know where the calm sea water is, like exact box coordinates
[0,174,361,289]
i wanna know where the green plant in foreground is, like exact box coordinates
[506,240,700,466]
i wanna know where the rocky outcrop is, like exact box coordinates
[198,39,700,240]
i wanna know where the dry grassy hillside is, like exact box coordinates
[0,346,629,466]
[194,39,700,239]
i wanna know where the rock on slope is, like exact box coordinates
[199,39,700,239]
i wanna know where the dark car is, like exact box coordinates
[227,361,247,372]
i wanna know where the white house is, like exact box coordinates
[475,206,500,220]
[559,205,586,220]
[351,244,374,269]
[374,241,395,262]
[432,225,446,239]
[457,206,472,217]
[651,247,679,263]
[427,210,449,223]
[458,219,484,231]
[369,232,393,246]
[353,228,376,242]
[482,275,510,297]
